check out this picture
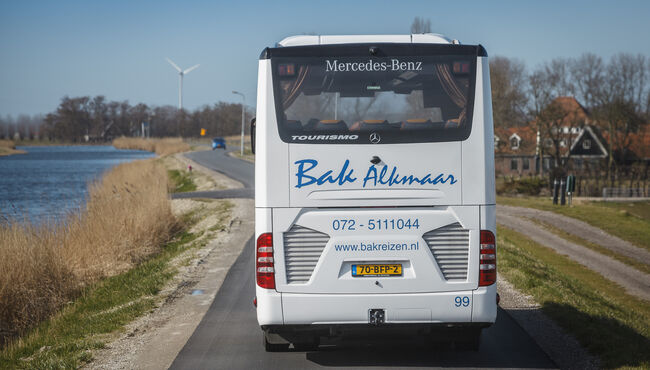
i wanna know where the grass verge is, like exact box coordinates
[498,225,650,369]
[497,196,650,251]
[112,137,190,156]
[167,169,197,193]
[230,147,254,163]
[0,230,200,369]
[225,136,255,162]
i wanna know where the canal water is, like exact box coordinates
[0,146,155,223]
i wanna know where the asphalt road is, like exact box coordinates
[172,149,254,200]
[186,149,254,189]
[171,149,556,369]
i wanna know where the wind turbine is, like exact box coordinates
[166,57,200,111]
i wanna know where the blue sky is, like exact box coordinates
[1,0,649,116]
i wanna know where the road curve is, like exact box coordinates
[171,150,556,369]
[186,149,254,189]
[172,149,254,200]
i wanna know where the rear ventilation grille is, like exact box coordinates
[423,223,470,281]
[283,225,329,284]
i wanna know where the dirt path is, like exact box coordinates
[498,205,650,264]
[497,210,650,301]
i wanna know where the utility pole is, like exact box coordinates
[232,91,245,156]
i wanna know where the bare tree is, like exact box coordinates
[605,53,648,107]
[489,56,528,127]
[570,53,604,109]
[411,17,432,34]
[591,53,649,177]
[543,58,574,97]
[529,59,582,174]
[89,96,108,138]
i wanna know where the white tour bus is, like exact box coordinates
[253,34,496,351]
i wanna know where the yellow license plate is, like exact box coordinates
[352,264,402,277]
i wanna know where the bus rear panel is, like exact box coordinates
[254,34,496,350]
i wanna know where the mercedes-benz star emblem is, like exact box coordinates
[369,132,381,144]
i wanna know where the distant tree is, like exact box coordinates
[489,56,529,127]
[0,116,8,139]
[129,103,150,137]
[410,17,431,34]
[89,96,108,138]
[569,53,604,109]
[44,96,92,141]
[529,59,582,174]
[594,99,645,162]
[592,53,649,176]
[26,94,254,141]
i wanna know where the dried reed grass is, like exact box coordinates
[0,140,25,156]
[0,140,15,149]
[112,137,190,156]
[0,159,177,344]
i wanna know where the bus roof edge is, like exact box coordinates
[277,34,455,47]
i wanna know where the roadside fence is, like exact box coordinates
[602,187,649,199]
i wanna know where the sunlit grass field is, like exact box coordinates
[498,225,650,369]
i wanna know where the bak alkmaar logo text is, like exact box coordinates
[294,159,457,188]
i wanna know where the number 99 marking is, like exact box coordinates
[454,296,470,307]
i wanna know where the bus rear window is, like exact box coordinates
[271,52,476,144]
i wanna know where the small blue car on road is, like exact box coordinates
[212,137,226,150]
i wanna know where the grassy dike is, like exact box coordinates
[526,218,650,275]
[498,196,650,251]
[0,139,228,368]
[498,225,650,369]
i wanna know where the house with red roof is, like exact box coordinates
[494,97,648,176]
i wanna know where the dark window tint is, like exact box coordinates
[271,49,476,144]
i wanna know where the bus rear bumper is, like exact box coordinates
[262,322,491,345]
[256,284,497,326]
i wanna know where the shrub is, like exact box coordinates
[497,176,548,196]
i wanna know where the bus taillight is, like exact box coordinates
[256,233,276,289]
[479,230,496,286]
